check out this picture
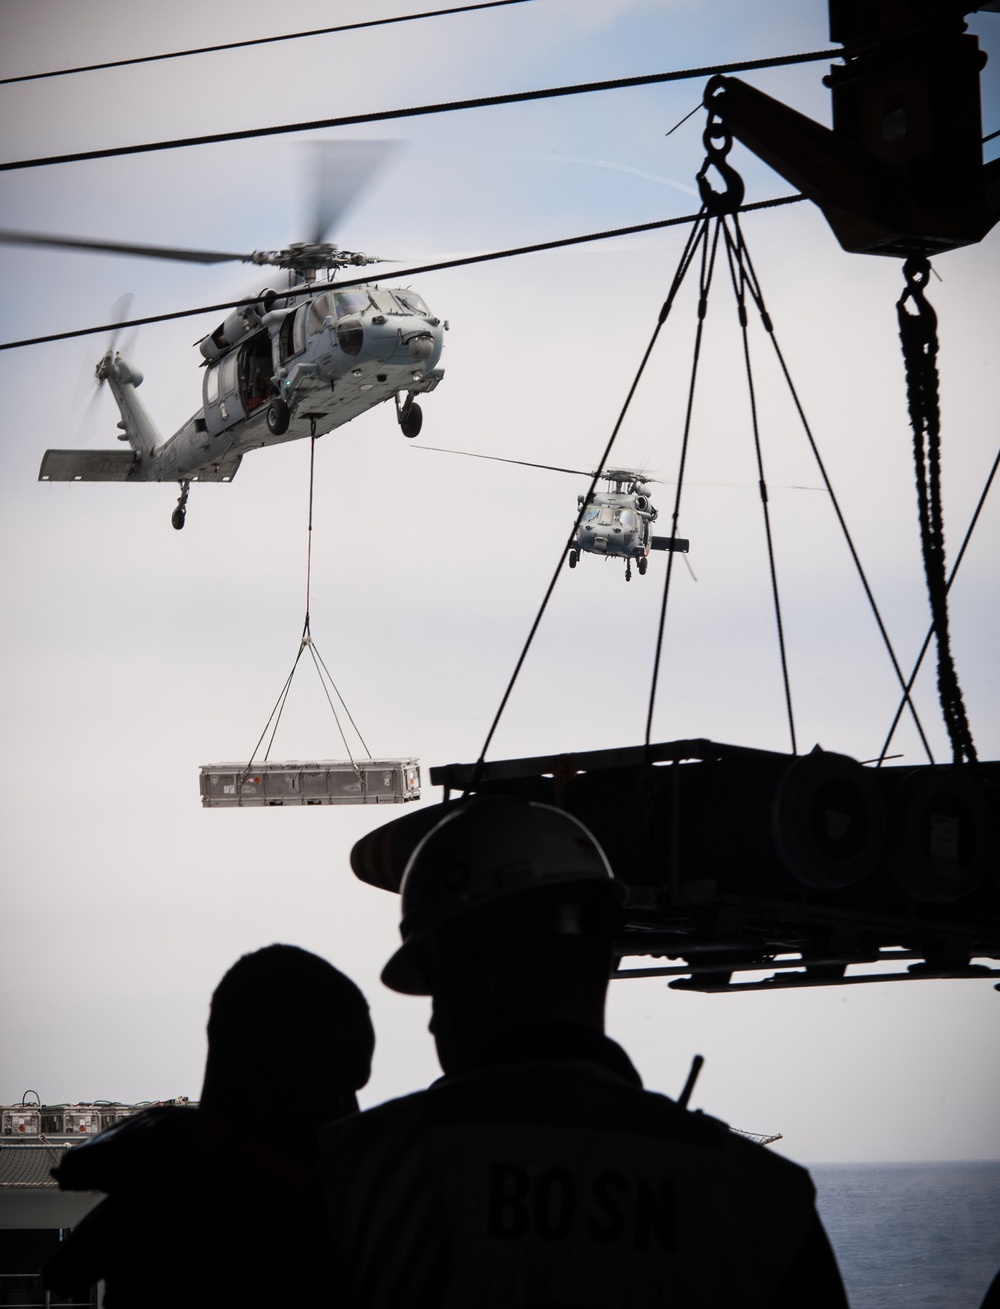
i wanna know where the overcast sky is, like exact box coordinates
[1,0,998,1167]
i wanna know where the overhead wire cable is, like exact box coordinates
[0,194,807,352]
[0,1,539,86]
[720,216,797,755]
[470,206,711,784]
[876,441,999,765]
[0,50,842,173]
[731,216,936,763]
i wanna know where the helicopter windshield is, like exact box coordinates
[616,509,636,530]
[581,505,600,524]
[369,290,405,315]
[334,290,371,319]
[394,290,430,316]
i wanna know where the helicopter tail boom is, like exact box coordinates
[97,352,162,463]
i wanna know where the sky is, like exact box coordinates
[1,0,998,1168]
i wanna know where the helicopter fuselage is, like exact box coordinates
[38,279,446,519]
[574,487,657,562]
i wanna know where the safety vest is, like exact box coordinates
[319,1049,827,1308]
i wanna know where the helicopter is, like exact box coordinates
[2,146,446,529]
[416,447,689,581]
[570,468,689,581]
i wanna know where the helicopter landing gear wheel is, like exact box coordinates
[637,556,647,576]
[172,480,190,531]
[625,560,632,582]
[568,549,579,569]
[266,397,291,436]
[399,400,423,439]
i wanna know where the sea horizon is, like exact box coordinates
[808,1159,1000,1308]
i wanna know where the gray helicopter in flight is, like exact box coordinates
[416,447,689,581]
[2,144,446,529]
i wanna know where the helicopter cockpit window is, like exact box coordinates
[597,506,615,527]
[205,363,220,405]
[394,290,430,317]
[616,509,636,531]
[280,306,308,362]
[369,290,402,316]
[334,291,371,319]
[581,505,600,524]
[308,292,335,335]
[292,305,308,355]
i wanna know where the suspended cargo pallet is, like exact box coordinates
[199,759,420,808]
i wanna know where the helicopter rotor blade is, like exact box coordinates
[0,228,251,265]
[104,292,137,357]
[303,140,399,246]
[414,445,593,479]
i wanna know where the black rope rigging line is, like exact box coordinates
[877,441,999,766]
[245,642,309,770]
[730,218,937,764]
[0,2,539,87]
[0,194,807,353]
[304,640,362,768]
[896,255,978,767]
[645,217,721,748]
[304,434,316,634]
[470,207,712,786]
[0,50,841,173]
[721,217,797,755]
[310,642,374,761]
[244,435,368,771]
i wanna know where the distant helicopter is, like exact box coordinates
[416,447,689,581]
[1,145,446,529]
[569,468,691,580]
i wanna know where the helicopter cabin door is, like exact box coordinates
[203,350,246,436]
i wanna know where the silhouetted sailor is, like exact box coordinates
[43,944,373,1309]
[304,797,848,1307]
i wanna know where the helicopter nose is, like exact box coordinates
[405,333,435,362]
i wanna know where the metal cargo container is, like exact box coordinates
[199,759,420,808]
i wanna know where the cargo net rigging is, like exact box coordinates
[367,82,1000,993]
[199,436,420,808]
[473,79,996,785]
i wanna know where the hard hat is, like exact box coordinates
[381,796,624,995]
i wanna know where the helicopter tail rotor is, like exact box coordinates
[72,293,138,441]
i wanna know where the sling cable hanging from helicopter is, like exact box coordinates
[244,435,372,777]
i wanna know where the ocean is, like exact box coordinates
[811,1161,1000,1309]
